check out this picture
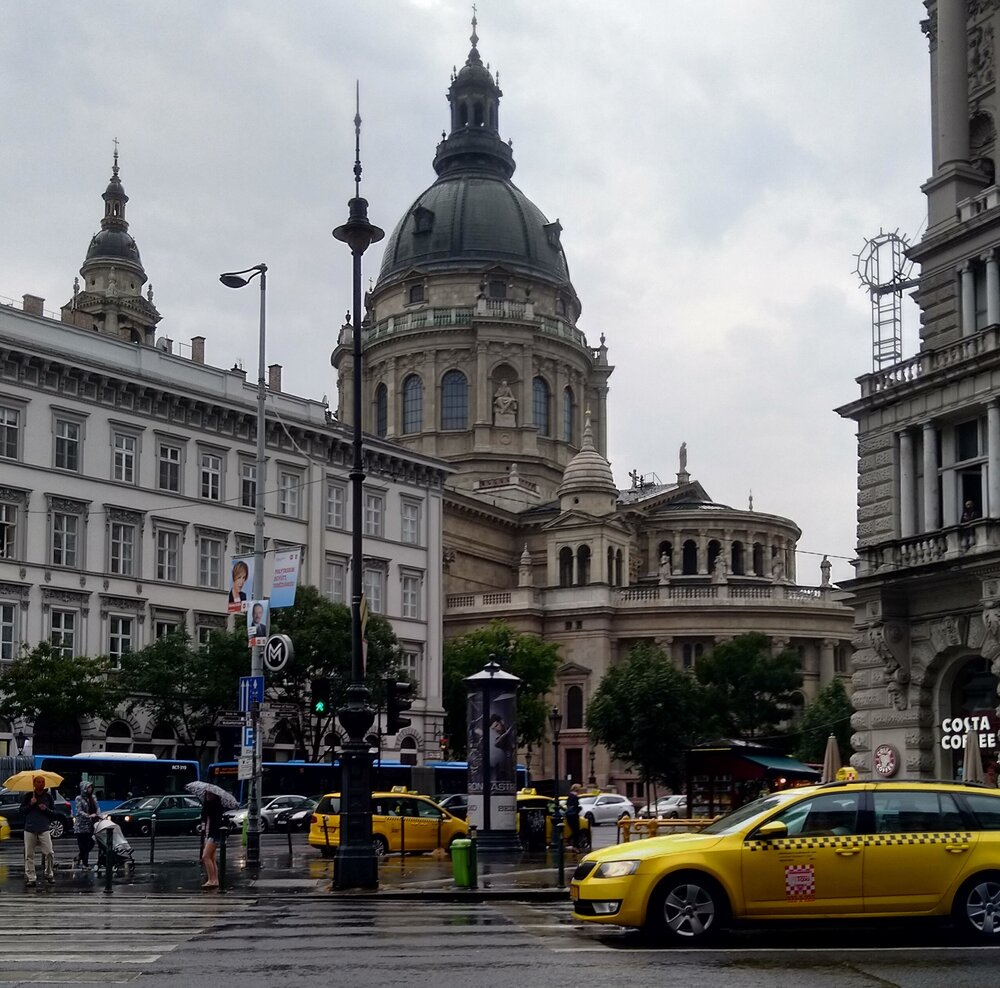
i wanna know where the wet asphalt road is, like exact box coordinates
[0,829,996,986]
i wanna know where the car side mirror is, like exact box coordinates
[755,820,788,840]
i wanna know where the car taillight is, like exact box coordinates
[310,814,318,824]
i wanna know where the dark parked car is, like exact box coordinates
[106,794,203,836]
[435,794,468,819]
[0,788,74,839]
[272,796,320,832]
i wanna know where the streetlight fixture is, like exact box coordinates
[548,705,564,888]
[219,261,267,866]
[14,730,25,756]
[332,88,384,891]
[588,747,597,786]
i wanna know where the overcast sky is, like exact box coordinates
[0,1,930,586]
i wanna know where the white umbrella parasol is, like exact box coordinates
[185,780,239,810]
[820,734,842,784]
[963,727,985,784]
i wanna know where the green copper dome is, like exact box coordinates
[375,21,576,294]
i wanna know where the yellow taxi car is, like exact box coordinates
[0,815,9,841]
[572,780,1000,942]
[309,788,468,858]
[517,789,592,851]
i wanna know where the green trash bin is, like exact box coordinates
[451,838,472,888]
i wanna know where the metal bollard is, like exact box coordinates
[468,825,478,889]
[400,815,406,858]
[219,825,228,891]
[104,838,113,895]
[149,813,157,866]
[286,816,293,857]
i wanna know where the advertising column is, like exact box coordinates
[465,659,522,851]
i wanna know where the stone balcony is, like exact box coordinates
[444,581,840,615]
[856,519,999,578]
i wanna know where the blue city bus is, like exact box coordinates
[33,753,201,811]
[206,758,528,804]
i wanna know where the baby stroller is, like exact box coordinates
[94,818,136,876]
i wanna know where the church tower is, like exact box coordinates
[332,16,614,506]
[61,147,161,343]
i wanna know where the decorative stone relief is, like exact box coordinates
[970,24,996,91]
[869,621,911,710]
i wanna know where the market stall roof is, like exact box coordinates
[743,754,819,777]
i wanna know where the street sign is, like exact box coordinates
[242,726,255,749]
[218,711,245,727]
[263,634,294,674]
[239,675,265,712]
[237,755,253,781]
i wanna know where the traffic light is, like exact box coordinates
[311,677,331,715]
[386,679,413,734]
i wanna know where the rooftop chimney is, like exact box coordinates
[22,295,44,317]
[191,336,205,364]
[268,363,282,392]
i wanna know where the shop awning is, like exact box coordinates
[743,754,819,777]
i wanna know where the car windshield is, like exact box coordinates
[115,797,158,811]
[700,790,810,836]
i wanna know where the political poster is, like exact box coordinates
[227,556,254,614]
[247,599,270,647]
[269,548,302,609]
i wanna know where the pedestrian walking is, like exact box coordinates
[74,781,100,870]
[565,786,581,849]
[21,775,55,886]
[199,789,223,889]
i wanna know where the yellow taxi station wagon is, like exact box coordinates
[571,780,1000,943]
[309,789,468,858]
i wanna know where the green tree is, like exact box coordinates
[118,630,248,767]
[795,677,854,764]
[586,643,705,795]
[694,632,803,740]
[266,585,400,760]
[442,622,560,759]
[0,642,122,724]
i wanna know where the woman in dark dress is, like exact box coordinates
[200,791,223,889]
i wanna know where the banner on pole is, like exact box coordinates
[247,600,270,647]
[227,555,254,614]
[269,548,302,609]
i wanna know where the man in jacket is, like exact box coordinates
[20,776,55,886]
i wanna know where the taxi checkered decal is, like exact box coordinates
[747,832,972,851]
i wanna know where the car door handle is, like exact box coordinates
[946,845,970,853]
[835,848,860,856]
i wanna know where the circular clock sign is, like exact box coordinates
[873,743,900,778]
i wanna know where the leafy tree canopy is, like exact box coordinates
[694,632,803,740]
[117,629,248,764]
[266,585,400,760]
[795,676,854,764]
[587,643,705,793]
[0,642,121,725]
[443,621,560,759]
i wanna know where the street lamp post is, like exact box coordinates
[332,93,384,891]
[549,705,564,888]
[219,262,267,866]
[588,747,597,787]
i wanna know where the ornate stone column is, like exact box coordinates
[961,263,976,337]
[986,251,1000,327]
[899,429,916,538]
[989,401,1000,517]
[923,422,940,529]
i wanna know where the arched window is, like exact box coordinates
[576,545,591,585]
[399,735,418,766]
[563,387,574,442]
[567,686,584,729]
[615,549,623,586]
[408,284,425,304]
[105,720,132,753]
[440,370,468,429]
[682,539,698,575]
[682,644,693,669]
[559,546,574,587]
[374,384,388,438]
[607,546,615,586]
[707,539,722,573]
[150,721,176,760]
[402,375,423,434]
[533,377,551,437]
[753,542,765,576]
[731,540,745,576]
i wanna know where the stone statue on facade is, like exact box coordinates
[820,555,831,587]
[106,266,118,298]
[711,553,728,585]
[869,621,911,711]
[679,442,687,472]
[493,380,517,426]
[658,551,671,585]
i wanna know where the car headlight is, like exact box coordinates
[123,815,132,822]
[594,860,640,879]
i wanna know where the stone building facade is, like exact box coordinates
[336,19,855,797]
[0,156,450,762]
[837,0,1000,779]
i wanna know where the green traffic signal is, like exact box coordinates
[311,677,331,716]
[314,699,326,714]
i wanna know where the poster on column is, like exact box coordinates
[247,599,270,647]
[466,690,484,830]
[269,548,301,609]
[227,556,254,614]
[488,692,517,830]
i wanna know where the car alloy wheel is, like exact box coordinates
[955,874,1000,938]
[139,821,152,837]
[48,818,65,839]
[585,813,596,827]
[649,875,726,943]
[372,835,389,858]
